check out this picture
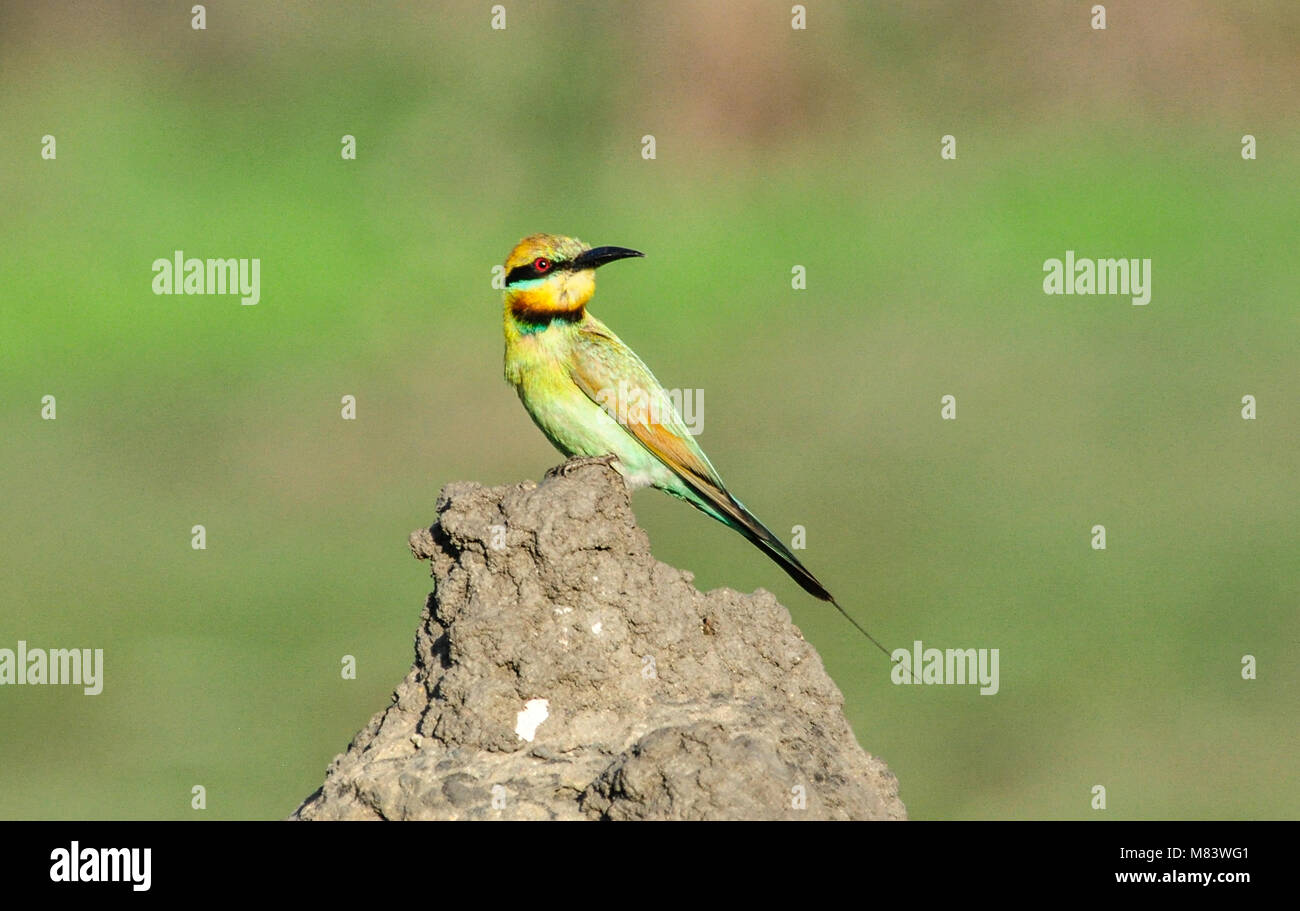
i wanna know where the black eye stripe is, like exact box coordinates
[505,265,535,286]
[505,259,575,287]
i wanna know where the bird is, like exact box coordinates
[501,233,893,662]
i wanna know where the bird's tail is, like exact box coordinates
[674,485,903,672]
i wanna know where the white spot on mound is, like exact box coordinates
[591,621,603,635]
[515,698,549,742]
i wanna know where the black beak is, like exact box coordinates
[574,246,644,270]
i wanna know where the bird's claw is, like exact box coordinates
[544,454,619,480]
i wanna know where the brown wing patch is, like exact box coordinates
[566,345,721,495]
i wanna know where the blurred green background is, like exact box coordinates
[2,1,1297,820]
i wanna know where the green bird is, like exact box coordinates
[501,233,891,659]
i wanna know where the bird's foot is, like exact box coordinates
[544,454,619,480]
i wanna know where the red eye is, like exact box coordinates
[533,257,552,272]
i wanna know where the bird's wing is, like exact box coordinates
[568,319,725,495]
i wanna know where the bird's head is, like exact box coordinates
[503,234,643,322]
